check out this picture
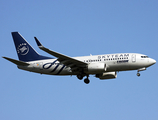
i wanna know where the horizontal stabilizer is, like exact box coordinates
[2,57,30,66]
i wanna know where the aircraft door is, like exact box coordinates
[132,54,136,62]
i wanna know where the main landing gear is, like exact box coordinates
[84,76,90,84]
[77,74,83,80]
[77,74,90,84]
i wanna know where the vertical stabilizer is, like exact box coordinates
[12,32,51,62]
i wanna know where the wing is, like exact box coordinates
[34,37,87,71]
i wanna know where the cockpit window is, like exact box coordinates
[141,56,149,58]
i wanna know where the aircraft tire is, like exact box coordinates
[77,74,83,80]
[84,78,90,84]
[137,73,140,77]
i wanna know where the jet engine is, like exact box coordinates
[87,63,106,73]
[96,72,117,80]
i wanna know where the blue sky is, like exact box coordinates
[1,0,158,120]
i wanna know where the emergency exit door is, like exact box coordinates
[132,54,136,62]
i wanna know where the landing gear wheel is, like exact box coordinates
[84,78,90,84]
[137,73,140,77]
[77,74,83,80]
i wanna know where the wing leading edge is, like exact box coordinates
[34,37,88,71]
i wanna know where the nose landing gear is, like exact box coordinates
[137,72,140,77]
[136,67,146,77]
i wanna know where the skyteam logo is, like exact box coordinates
[17,43,29,55]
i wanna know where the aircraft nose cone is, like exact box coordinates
[150,58,156,65]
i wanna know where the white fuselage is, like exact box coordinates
[18,53,156,76]
[4,32,156,84]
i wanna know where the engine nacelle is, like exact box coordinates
[96,72,117,80]
[87,63,106,73]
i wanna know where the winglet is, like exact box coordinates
[34,37,43,47]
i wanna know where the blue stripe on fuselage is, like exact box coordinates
[43,60,57,69]
[51,64,60,72]
[56,65,65,75]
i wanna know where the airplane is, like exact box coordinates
[3,32,156,84]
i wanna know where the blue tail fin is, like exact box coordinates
[12,32,51,62]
